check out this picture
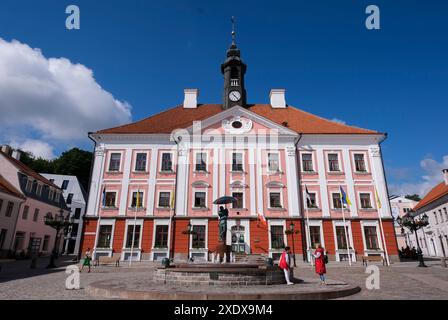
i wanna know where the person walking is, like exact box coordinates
[311,243,327,285]
[80,248,92,273]
[279,246,294,285]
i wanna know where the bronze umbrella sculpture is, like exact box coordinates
[213,196,236,262]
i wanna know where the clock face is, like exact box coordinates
[229,90,241,102]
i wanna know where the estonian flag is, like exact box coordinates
[339,186,352,206]
[102,187,106,207]
[305,186,312,207]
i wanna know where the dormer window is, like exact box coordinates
[48,189,54,201]
[25,179,33,193]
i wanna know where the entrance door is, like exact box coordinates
[231,225,245,253]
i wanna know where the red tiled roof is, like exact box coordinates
[0,174,25,199]
[96,104,379,135]
[0,151,61,189]
[414,182,448,211]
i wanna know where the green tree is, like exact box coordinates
[405,194,421,202]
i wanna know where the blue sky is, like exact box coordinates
[0,0,447,196]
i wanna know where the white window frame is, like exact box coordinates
[189,219,208,260]
[133,151,149,173]
[330,192,343,209]
[332,221,356,262]
[159,151,174,172]
[305,220,325,261]
[193,150,209,173]
[352,151,370,173]
[36,183,42,197]
[107,151,123,172]
[95,219,116,257]
[360,220,384,256]
[266,151,281,173]
[121,219,144,261]
[156,190,172,209]
[303,190,319,209]
[358,191,375,210]
[129,189,146,210]
[54,191,60,202]
[103,190,118,208]
[230,150,245,172]
[192,188,208,209]
[267,188,284,210]
[301,152,315,172]
[230,189,245,210]
[25,179,33,193]
[268,219,287,258]
[151,219,170,261]
[48,188,54,201]
[326,151,342,173]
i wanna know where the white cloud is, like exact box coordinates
[10,139,56,159]
[388,155,448,197]
[0,38,132,154]
[331,118,346,125]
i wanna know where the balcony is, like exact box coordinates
[230,79,239,86]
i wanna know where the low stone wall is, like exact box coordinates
[154,266,290,286]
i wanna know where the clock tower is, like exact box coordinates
[221,17,247,110]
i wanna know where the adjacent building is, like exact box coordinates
[81,37,398,263]
[0,147,69,257]
[407,170,448,258]
[389,195,418,249]
[41,174,87,256]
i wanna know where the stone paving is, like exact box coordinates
[0,256,447,300]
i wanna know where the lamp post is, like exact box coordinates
[44,208,73,268]
[397,212,429,267]
[182,222,195,262]
[286,221,298,267]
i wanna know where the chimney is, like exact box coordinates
[183,89,199,109]
[11,150,21,161]
[1,145,11,155]
[270,89,286,108]
[443,169,448,186]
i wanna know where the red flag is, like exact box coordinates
[258,212,267,226]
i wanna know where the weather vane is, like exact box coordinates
[231,16,236,45]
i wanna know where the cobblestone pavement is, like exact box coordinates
[0,256,447,300]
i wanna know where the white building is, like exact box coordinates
[41,174,86,256]
[389,195,418,249]
[407,169,448,258]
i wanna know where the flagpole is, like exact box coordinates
[374,179,390,266]
[167,190,175,261]
[340,185,352,266]
[304,185,313,266]
[129,187,139,267]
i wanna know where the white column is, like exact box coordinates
[285,145,300,217]
[146,148,158,216]
[316,148,331,217]
[212,148,219,216]
[175,146,189,216]
[369,145,391,218]
[87,145,105,217]
[249,148,256,216]
[256,148,264,216]
[219,149,226,197]
[342,148,358,218]
[119,148,132,216]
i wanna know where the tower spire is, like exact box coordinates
[231,16,236,46]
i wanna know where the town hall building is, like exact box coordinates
[81,34,398,263]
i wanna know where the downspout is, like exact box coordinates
[77,132,97,261]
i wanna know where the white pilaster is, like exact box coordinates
[342,148,358,218]
[87,145,105,217]
[249,148,256,216]
[213,148,219,216]
[256,148,264,216]
[119,148,132,216]
[285,145,300,217]
[175,146,188,216]
[316,148,331,217]
[146,148,158,216]
[370,145,391,218]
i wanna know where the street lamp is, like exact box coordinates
[397,212,429,267]
[285,221,297,267]
[44,208,73,268]
[182,222,195,262]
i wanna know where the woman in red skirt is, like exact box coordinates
[312,243,326,284]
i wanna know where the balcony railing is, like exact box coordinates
[230,79,239,86]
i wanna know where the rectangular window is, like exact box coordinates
[269,192,282,208]
[104,192,116,207]
[335,226,349,249]
[232,152,243,171]
[154,225,169,248]
[194,192,206,208]
[125,225,141,248]
[444,208,448,221]
[161,153,173,171]
[54,192,60,202]
[364,226,379,250]
[22,205,29,220]
[13,232,25,251]
[108,153,121,172]
[71,223,79,237]
[232,192,243,209]
[36,184,42,197]
[309,226,321,248]
[97,225,112,248]
[439,210,444,223]
[131,191,144,208]
[270,225,284,249]
[158,192,171,208]
[360,193,372,209]
[42,235,50,251]
[302,153,313,172]
[328,153,340,172]
[61,180,69,190]
[434,212,439,224]
[48,189,54,201]
[268,153,279,172]
[354,154,367,172]
[25,179,32,192]
[192,225,206,249]
[332,193,342,209]
[135,153,147,172]
[306,193,317,208]
[5,202,14,217]
[195,152,207,172]
[0,199,3,212]
[74,208,81,219]
[0,229,7,250]
[33,208,39,222]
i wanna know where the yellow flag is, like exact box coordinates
[136,189,140,209]
[375,188,382,209]
[170,191,175,209]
